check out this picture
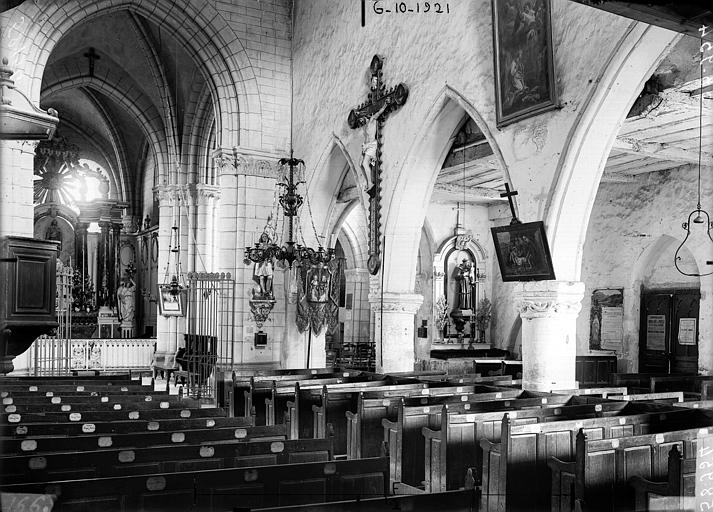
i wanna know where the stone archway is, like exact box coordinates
[546,25,681,282]
[3,0,258,151]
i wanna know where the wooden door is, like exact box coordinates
[639,289,699,375]
[671,291,699,374]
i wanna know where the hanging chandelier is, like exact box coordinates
[243,153,335,269]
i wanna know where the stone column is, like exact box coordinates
[514,281,585,391]
[110,223,122,308]
[74,222,88,280]
[97,221,110,306]
[0,140,37,237]
[370,291,423,373]
[194,185,220,273]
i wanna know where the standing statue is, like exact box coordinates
[455,259,475,311]
[252,232,274,299]
[45,219,62,245]
[116,275,136,323]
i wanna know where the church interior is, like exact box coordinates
[1,0,712,510]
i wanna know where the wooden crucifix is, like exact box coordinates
[84,47,100,77]
[500,183,521,225]
[347,55,409,275]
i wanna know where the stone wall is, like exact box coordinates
[580,164,713,372]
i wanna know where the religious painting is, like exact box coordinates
[490,221,555,281]
[157,284,185,317]
[492,0,558,127]
[589,289,624,351]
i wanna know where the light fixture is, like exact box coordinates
[243,154,335,269]
[674,34,713,277]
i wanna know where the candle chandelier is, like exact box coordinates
[243,153,335,269]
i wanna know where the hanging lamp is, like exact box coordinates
[674,34,713,277]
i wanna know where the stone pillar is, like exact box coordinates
[0,140,37,237]
[514,281,585,391]
[110,222,122,307]
[370,291,423,373]
[97,221,110,306]
[153,186,180,362]
[74,222,88,279]
[194,185,220,273]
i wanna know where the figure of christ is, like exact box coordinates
[359,101,389,203]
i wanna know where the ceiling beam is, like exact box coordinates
[431,182,506,203]
[613,136,713,164]
[567,1,713,42]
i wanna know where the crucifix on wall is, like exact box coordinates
[348,55,408,275]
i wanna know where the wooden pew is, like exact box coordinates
[422,400,638,493]
[480,405,704,512]
[1,405,227,424]
[629,445,695,512]
[549,386,628,398]
[2,392,186,407]
[0,457,390,511]
[252,488,478,511]
[607,391,684,403]
[0,383,150,394]
[1,423,289,455]
[648,374,713,400]
[2,437,335,484]
[609,372,673,392]
[4,397,198,415]
[548,411,713,512]
[381,391,556,493]
[1,414,255,437]
[286,380,436,441]
[313,383,520,456]
[348,391,580,460]
[245,375,384,425]
[234,370,364,417]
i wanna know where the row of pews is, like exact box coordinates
[0,367,710,511]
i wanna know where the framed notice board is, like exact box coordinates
[589,288,624,351]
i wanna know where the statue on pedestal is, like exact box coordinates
[116,275,136,325]
[455,259,475,311]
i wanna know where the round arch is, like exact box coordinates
[7,0,260,150]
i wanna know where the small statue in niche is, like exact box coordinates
[454,258,475,311]
[143,215,151,230]
[252,232,274,300]
[45,219,63,249]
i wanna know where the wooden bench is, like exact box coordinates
[1,423,289,455]
[629,445,695,512]
[252,488,478,511]
[381,391,554,493]
[1,405,228,425]
[0,457,391,511]
[481,405,703,511]
[347,391,582,460]
[609,372,674,393]
[2,392,186,407]
[422,400,639,493]
[548,412,713,512]
[549,386,628,397]
[312,383,520,456]
[2,436,335,484]
[607,391,684,403]
[648,374,713,397]
[2,414,256,438]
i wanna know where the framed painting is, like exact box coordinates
[492,0,558,127]
[491,221,556,282]
[157,284,185,317]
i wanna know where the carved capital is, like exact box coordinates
[369,292,424,314]
[213,147,281,178]
[514,281,585,320]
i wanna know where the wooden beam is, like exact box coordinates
[431,182,506,203]
[567,1,713,42]
[613,136,713,164]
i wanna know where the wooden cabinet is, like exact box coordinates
[0,236,59,373]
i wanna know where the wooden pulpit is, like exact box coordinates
[0,236,59,374]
